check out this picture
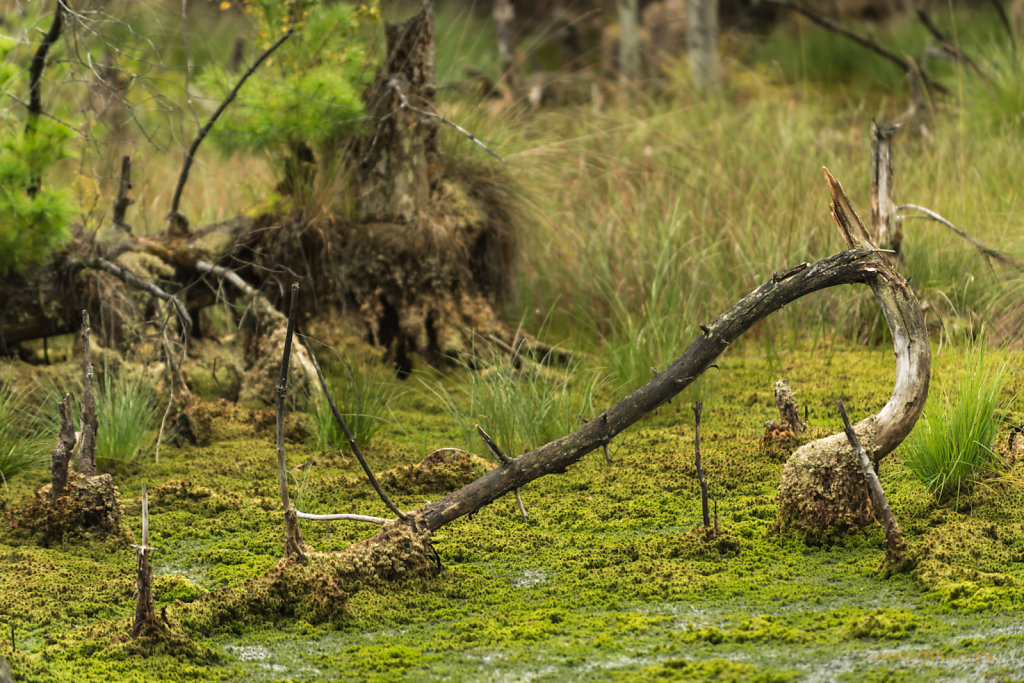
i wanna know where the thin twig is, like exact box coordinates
[26,0,68,196]
[277,283,299,513]
[764,0,948,95]
[388,77,505,162]
[513,488,529,522]
[693,402,710,528]
[896,204,1022,268]
[295,512,387,524]
[89,257,192,339]
[297,325,406,519]
[169,29,293,226]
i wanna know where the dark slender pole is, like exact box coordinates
[168,28,293,226]
[693,402,710,528]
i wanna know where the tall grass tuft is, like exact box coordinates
[0,379,50,485]
[304,360,397,454]
[96,368,159,466]
[902,347,1012,503]
[426,344,603,458]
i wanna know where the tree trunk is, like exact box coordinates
[356,0,438,224]
[687,0,720,93]
[617,0,640,84]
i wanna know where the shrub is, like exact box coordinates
[901,347,1012,502]
[203,1,378,197]
[0,37,76,277]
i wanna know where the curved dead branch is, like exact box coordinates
[401,168,929,537]
[414,250,887,532]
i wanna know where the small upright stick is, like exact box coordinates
[870,121,902,256]
[50,393,76,506]
[836,400,908,563]
[693,402,711,528]
[78,311,98,476]
[131,483,157,637]
[277,283,306,561]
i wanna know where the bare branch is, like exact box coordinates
[169,28,294,228]
[295,512,387,525]
[297,324,407,520]
[26,0,68,196]
[693,402,710,528]
[896,204,1022,268]
[836,400,908,563]
[763,0,948,96]
[388,77,505,162]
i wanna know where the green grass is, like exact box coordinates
[303,359,398,454]
[95,367,160,467]
[0,379,50,486]
[424,342,603,457]
[901,346,1014,503]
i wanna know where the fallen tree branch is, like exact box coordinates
[764,0,948,95]
[294,512,387,525]
[836,399,908,564]
[896,204,1022,268]
[415,248,885,532]
[88,257,193,340]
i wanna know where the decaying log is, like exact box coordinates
[836,400,908,564]
[375,169,925,539]
[49,393,76,506]
[416,245,921,533]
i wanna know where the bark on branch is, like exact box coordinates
[416,247,888,532]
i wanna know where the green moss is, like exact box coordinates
[2,347,1024,680]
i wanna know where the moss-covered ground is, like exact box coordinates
[2,344,1023,681]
